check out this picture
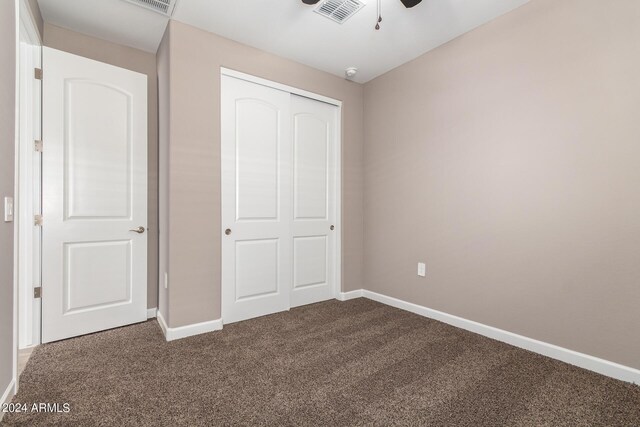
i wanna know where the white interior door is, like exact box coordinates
[221,75,292,324]
[42,47,147,343]
[290,95,338,308]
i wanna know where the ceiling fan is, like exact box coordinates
[302,0,422,30]
[302,0,422,7]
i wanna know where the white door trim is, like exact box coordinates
[18,0,40,45]
[220,67,343,108]
[17,0,42,351]
[335,109,341,300]
[15,0,42,399]
[11,0,19,407]
[219,69,343,317]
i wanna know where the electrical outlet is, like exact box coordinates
[417,262,426,277]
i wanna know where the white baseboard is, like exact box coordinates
[147,307,157,319]
[357,290,640,385]
[156,310,223,342]
[336,290,363,301]
[0,379,16,422]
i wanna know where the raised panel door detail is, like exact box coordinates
[42,47,147,343]
[294,114,328,220]
[236,99,280,221]
[289,95,337,309]
[65,80,132,220]
[293,236,327,289]
[222,76,338,323]
[235,239,279,301]
[63,240,132,314]
[222,76,291,324]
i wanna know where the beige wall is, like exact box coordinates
[0,0,16,402]
[160,21,364,327]
[43,23,159,309]
[157,27,170,322]
[363,0,640,369]
[32,0,638,371]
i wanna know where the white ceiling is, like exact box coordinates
[38,0,530,83]
[38,0,170,53]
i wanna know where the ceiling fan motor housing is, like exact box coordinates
[400,0,422,7]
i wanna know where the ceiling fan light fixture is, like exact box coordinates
[400,0,422,8]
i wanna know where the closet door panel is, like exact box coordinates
[290,95,338,308]
[221,76,291,324]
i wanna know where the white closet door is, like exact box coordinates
[290,95,338,308]
[42,47,147,343]
[221,76,292,324]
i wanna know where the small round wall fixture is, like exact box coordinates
[345,67,358,79]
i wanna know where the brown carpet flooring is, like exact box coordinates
[2,298,639,426]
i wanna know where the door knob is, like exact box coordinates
[330,225,335,231]
[225,228,232,235]
[129,226,145,234]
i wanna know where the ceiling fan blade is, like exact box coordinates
[400,0,422,8]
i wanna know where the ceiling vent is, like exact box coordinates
[122,0,177,16]
[314,0,365,24]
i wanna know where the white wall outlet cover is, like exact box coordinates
[417,262,426,277]
[4,197,13,222]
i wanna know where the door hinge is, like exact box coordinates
[34,214,43,226]
[34,140,43,152]
[34,68,42,80]
[33,287,41,299]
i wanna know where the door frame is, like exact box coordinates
[17,0,42,350]
[219,67,343,311]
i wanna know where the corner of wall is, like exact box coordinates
[25,0,43,40]
[156,22,171,325]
